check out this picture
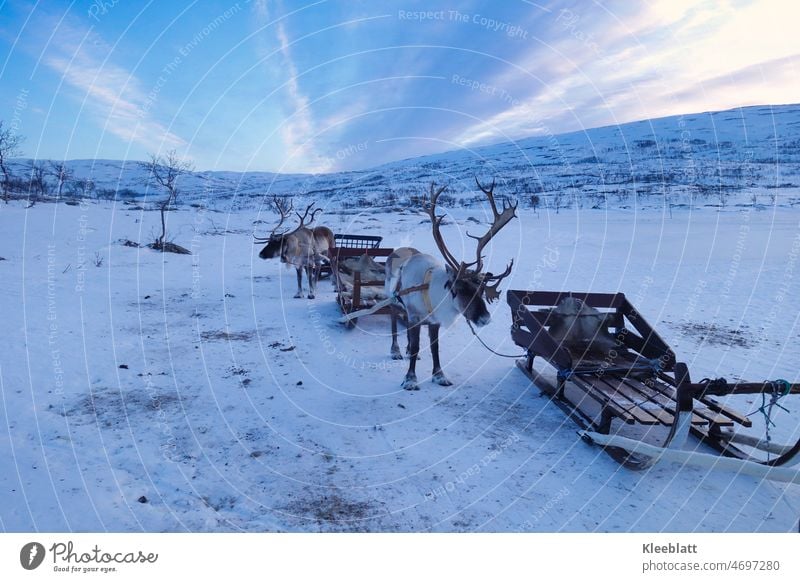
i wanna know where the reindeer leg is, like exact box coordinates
[429,324,453,386]
[401,322,421,390]
[398,311,419,359]
[390,307,403,360]
[306,265,316,299]
[294,267,304,298]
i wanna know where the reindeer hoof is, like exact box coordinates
[294,293,303,299]
[391,349,403,360]
[432,372,453,387]
[401,377,419,391]
[307,293,315,299]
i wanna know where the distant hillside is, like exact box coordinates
[9,103,800,211]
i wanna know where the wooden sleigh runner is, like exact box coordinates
[507,290,800,476]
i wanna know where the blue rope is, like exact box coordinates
[557,368,573,381]
[740,379,792,446]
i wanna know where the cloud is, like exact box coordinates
[249,1,331,173]
[273,20,321,171]
[42,20,185,153]
[668,53,800,111]
[449,0,800,150]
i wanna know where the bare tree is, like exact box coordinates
[27,161,49,199]
[551,189,566,214]
[69,177,95,198]
[140,150,194,249]
[530,194,540,216]
[0,121,24,202]
[48,161,74,199]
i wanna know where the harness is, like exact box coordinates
[394,267,434,315]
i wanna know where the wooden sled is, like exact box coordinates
[507,290,800,471]
[331,235,393,329]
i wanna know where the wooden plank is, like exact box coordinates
[352,271,362,309]
[693,407,735,427]
[528,309,624,329]
[511,329,535,350]
[333,247,394,260]
[567,375,639,424]
[515,359,636,425]
[621,375,736,427]
[587,375,670,425]
[697,395,753,428]
[694,381,800,397]
[507,290,625,309]
[507,297,572,371]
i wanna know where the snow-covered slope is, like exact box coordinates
[9,103,800,211]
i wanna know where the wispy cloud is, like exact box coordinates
[249,1,329,172]
[273,20,321,171]
[42,19,184,153]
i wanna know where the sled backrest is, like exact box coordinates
[507,290,676,371]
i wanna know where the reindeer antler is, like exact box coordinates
[425,182,461,272]
[254,195,294,242]
[468,177,518,273]
[424,178,516,300]
[296,202,323,228]
[481,260,514,303]
[270,195,294,237]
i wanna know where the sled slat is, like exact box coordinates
[567,375,643,425]
[696,395,753,428]
[585,375,670,425]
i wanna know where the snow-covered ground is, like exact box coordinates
[1,198,799,532]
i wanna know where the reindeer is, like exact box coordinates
[386,179,516,390]
[255,197,334,299]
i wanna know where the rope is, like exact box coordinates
[749,379,793,447]
[466,321,526,359]
[698,377,728,392]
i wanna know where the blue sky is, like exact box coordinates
[1,0,798,173]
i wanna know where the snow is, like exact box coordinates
[8,103,800,212]
[2,196,799,532]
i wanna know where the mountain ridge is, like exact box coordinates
[8,102,800,210]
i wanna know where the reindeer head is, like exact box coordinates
[426,178,517,324]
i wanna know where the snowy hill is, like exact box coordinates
[9,103,800,211]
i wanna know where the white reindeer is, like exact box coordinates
[386,179,516,390]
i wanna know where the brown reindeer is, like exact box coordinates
[385,179,516,390]
[255,197,334,299]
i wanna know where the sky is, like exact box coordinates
[0,0,798,173]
